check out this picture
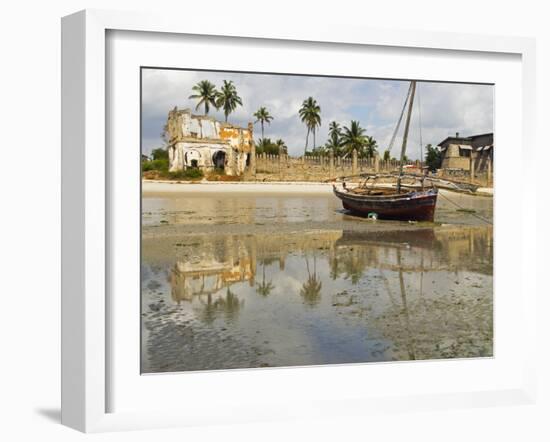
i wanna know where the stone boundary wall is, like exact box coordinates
[437,168,493,187]
[252,152,421,182]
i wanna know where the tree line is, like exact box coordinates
[155,78,442,168]
[185,79,382,159]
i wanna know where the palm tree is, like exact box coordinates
[299,97,321,155]
[341,120,367,158]
[364,135,378,158]
[311,145,327,156]
[253,107,274,140]
[215,80,242,122]
[274,139,287,155]
[300,254,322,307]
[188,80,218,116]
[325,121,343,155]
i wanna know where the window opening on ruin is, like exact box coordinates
[212,151,226,170]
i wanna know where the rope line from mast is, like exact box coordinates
[417,85,423,168]
[438,190,493,225]
[387,82,412,155]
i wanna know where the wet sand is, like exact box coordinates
[141,182,493,373]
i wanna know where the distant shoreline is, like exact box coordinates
[142,180,334,194]
[142,180,493,196]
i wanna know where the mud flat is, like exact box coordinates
[142,181,493,232]
[140,182,493,373]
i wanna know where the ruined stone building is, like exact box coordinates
[438,132,493,172]
[165,107,255,176]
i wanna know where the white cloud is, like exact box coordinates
[141,69,493,159]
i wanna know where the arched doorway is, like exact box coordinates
[212,150,226,170]
[185,150,201,169]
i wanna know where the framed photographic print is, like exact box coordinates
[61,9,537,432]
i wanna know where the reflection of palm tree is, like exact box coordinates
[200,293,217,324]
[198,288,243,324]
[300,254,322,306]
[341,248,363,284]
[256,261,274,297]
[218,288,243,321]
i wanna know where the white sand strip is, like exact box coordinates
[142,180,494,198]
[142,180,335,194]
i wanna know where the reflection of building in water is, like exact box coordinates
[170,227,492,304]
[170,231,342,303]
[171,236,256,303]
[330,226,493,281]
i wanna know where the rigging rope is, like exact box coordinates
[438,190,493,225]
[387,82,412,155]
[417,85,423,166]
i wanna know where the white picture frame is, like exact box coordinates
[61,9,537,433]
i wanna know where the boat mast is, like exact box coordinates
[397,80,416,193]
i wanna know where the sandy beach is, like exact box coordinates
[143,179,494,196]
[143,180,336,194]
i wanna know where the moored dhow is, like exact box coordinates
[333,80,439,222]
[333,185,438,222]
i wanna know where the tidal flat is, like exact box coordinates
[141,184,493,373]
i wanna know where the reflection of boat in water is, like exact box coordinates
[336,228,437,250]
[332,226,492,276]
[333,80,438,222]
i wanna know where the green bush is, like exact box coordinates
[141,158,169,173]
[151,147,168,161]
[256,138,288,155]
[142,161,154,172]
[424,144,442,172]
[167,168,204,180]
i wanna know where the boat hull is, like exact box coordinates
[333,187,438,222]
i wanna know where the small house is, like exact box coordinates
[438,132,493,172]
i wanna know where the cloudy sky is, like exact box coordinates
[141,68,493,159]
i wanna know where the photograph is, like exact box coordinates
[140,68,494,373]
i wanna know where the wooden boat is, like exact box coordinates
[333,80,439,222]
[333,186,438,221]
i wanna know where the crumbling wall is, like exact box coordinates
[165,107,254,176]
[219,126,253,153]
[169,141,230,172]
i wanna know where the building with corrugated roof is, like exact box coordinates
[438,132,493,172]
